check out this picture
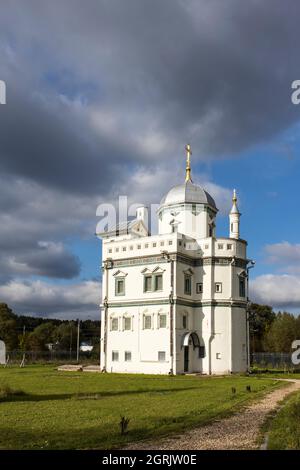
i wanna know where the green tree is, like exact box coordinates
[264,312,300,352]
[249,303,276,352]
[27,322,57,351]
[53,322,77,351]
[0,303,18,350]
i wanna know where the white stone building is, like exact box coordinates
[99,146,252,375]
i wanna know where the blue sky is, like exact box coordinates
[0,0,300,318]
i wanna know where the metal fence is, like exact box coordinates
[4,350,100,365]
[251,352,297,369]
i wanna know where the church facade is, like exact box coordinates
[99,146,251,375]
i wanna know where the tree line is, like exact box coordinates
[249,303,300,352]
[1,302,300,354]
[0,303,100,355]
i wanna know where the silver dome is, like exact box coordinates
[160,181,217,210]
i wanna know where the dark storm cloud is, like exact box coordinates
[0,0,300,197]
[0,0,300,313]
[0,240,81,282]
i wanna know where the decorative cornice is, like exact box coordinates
[105,298,247,309]
[109,253,247,269]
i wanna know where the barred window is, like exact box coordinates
[144,275,152,292]
[112,351,119,361]
[125,351,131,362]
[144,315,152,329]
[154,274,163,291]
[184,275,192,295]
[158,351,166,362]
[111,318,118,331]
[159,314,167,328]
[124,317,131,330]
[239,277,246,297]
[115,278,125,296]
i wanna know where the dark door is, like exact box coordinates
[184,346,189,372]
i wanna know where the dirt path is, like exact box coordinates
[125,379,300,450]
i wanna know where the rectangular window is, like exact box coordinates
[216,353,221,360]
[125,351,132,362]
[152,242,157,247]
[158,351,166,362]
[108,248,112,253]
[205,244,209,249]
[196,282,203,294]
[115,247,119,252]
[144,315,152,329]
[218,244,224,249]
[144,275,152,292]
[130,245,133,250]
[215,282,222,293]
[168,240,173,245]
[122,246,126,251]
[115,278,125,296]
[182,315,187,329]
[111,318,118,331]
[239,277,246,297]
[160,241,164,246]
[112,351,119,361]
[192,204,197,215]
[154,274,163,291]
[227,244,232,250]
[159,314,167,328]
[137,244,141,249]
[184,275,192,295]
[124,317,131,330]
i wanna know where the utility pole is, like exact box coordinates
[70,325,73,361]
[76,319,80,363]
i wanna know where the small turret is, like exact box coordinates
[229,189,241,239]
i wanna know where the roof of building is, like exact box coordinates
[99,219,148,238]
[159,180,217,210]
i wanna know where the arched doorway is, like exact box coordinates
[181,332,205,373]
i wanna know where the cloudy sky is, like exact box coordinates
[0,0,300,319]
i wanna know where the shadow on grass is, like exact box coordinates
[0,385,201,403]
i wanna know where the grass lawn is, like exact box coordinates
[0,365,282,450]
[267,391,300,449]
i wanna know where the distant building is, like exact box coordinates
[0,340,6,365]
[99,146,251,375]
[80,342,94,352]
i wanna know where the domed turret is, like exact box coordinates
[160,180,217,210]
[157,145,218,239]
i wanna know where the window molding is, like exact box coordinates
[143,314,152,329]
[158,313,167,328]
[215,282,222,293]
[125,351,132,362]
[112,351,119,362]
[196,282,203,294]
[184,274,192,295]
[115,277,125,296]
[158,351,166,362]
[110,317,118,331]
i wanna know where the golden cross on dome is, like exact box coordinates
[185,143,192,183]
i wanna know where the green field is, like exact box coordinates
[0,365,282,449]
[267,391,300,449]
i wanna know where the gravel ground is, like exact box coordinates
[125,379,300,450]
